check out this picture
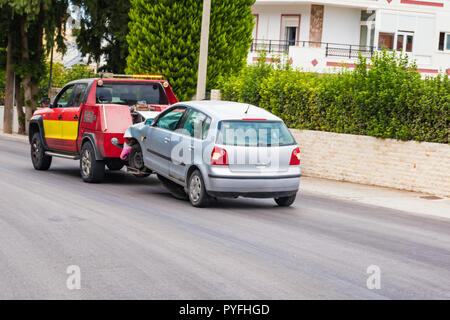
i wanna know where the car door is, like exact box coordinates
[170,108,211,183]
[44,85,75,151]
[61,83,88,153]
[143,106,187,177]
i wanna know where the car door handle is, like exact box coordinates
[189,146,195,151]
[74,115,79,120]
[58,115,63,120]
[164,137,171,143]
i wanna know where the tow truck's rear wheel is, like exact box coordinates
[106,159,124,171]
[80,142,105,183]
[129,144,150,178]
[31,132,52,170]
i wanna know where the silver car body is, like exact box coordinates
[124,101,300,198]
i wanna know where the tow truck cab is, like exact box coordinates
[29,75,178,182]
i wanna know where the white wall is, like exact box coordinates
[252,4,311,41]
[321,6,361,45]
[378,11,435,58]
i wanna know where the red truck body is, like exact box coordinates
[29,77,178,182]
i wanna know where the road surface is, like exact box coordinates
[0,137,449,299]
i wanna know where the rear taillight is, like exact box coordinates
[290,147,301,165]
[211,146,229,166]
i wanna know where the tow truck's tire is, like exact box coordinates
[106,159,124,171]
[274,194,296,207]
[31,132,52,171]
[80,142,105,183]
[129,144,151,178]
[157,174,188,200]
[187,170,211,208]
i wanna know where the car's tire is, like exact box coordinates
[157,174,188,200]
[187,170,211,207]
[31,132,52,170]
[106,158,124,171]
[80,142,105,183]
[274,194,297,207]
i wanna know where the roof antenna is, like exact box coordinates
[244,104,250,115]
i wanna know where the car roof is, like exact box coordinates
[176,101,282,121]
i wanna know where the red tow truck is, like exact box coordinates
[29,74,178,182]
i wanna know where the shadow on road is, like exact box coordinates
[37,166,294,210]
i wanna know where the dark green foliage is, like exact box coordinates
[219,51,449,144]
[127,0,255,101]
[72,0,131,73]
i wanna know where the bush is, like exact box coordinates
[218,51,449,144]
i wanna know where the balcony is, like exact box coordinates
[250,39,375,59]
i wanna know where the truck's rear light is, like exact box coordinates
[211,146,229,166]
[290,147,301,165]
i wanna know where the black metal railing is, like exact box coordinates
[250,39,375,59]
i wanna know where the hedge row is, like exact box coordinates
[218,51,449,144]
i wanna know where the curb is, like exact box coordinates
[0,133,28,144]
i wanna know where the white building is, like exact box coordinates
[249,0,450,75]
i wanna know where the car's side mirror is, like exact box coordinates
[40,97,51,108]
[145,118,154,125]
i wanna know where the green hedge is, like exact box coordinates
[218,51,449,144]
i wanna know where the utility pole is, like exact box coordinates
[196,0,211,101]
[48,44,54,96]
[3,35,14,134]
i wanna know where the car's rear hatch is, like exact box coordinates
[216,120,297,174]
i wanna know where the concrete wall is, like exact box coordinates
[321,5,360,45]
[291,129,450,197]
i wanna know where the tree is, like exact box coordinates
[72,0,131,73]
[41,62,97,89]
[0,0,69,133]
[126,0,255,101]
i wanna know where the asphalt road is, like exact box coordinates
[0,137,449,299]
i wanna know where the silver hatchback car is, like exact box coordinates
[124,101,301,207]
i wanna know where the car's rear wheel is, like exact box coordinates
[80,142,105,183]
[106,158,124,171]
[274,194,296,207]
[188,170,211,207]
[31,132,52,170]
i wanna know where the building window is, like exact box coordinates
[285,26,297,46]
[280,14,300,51]
[438,32,450,51]
[396,32,414,53]
[360,10,376,48]
[378,33,395,50]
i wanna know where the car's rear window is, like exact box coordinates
[217,120,295,147]
[96,82,168,105]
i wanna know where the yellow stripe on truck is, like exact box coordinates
[43,120,61,140]
[61,120,79,141]
[43,120,78,141]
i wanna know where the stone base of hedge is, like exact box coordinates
[291,129,450,197]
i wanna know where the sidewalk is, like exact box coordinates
[1,132,449,220]
[301,176,450,220]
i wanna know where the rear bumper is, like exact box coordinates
[208,190,298,199]
[205,170,301,198]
